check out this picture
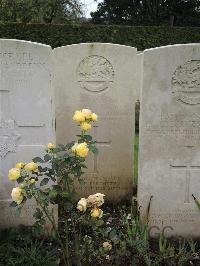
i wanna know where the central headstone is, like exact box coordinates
[138,44,200,238]
[0,40,55,228]
[54,43,137,202]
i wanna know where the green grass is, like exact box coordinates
[0,228,59,266]
[134,133,139,185]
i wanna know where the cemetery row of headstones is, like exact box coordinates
[0,40,199,238]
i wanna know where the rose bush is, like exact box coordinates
[8,108,99,266]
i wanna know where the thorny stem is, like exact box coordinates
[65,220,70,266]
[34,195,71,266]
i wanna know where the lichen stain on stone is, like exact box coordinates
[88,43,95,54]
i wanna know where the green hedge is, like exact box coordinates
[0,23,199,50]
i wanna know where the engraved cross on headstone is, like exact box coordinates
[0,90,21,158]
[170,151,200,203]
[93,125,111,173]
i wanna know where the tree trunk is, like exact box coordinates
[170,14,174,27]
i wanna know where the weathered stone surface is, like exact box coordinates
[54,43,137,202]
[0,40,56,228]
[138,44,200,238]
[136,52,143,101]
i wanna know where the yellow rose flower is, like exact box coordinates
[8,168,20,181]
[87,193,105,207]
[47,143,55,149]
[91,113,98,122]
[77,198,87,212]
[15,162,25,169]
[11,187,23,205]
[103,242,112,251]
[80,122,92,131]
[91,207,103,218]
[72,142,89,157]
[75,142,89,158]
[71,143,78,153]
[82,109,92,119]
[30,178,36,184]
[73,110,85,122]
[25,162,38,172]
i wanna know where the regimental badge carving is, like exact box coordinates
[77,55,114,92]
[0,119,21,158]
[172,60,200,105]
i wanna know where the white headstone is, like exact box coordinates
[54,43,137,202]
[137,52,143,101]
[0,40,55,228]
[138,44,200,238]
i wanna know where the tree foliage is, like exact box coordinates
[0,0,83,23]
[91,0,200,26]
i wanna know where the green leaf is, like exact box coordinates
[84,135,92,141]
[10,201,18,207]
[57,144,65,150]
[40,178,49,186]
[61,191,69,198]
[65,141,75,149]
[95,219,104,227]
[38,166,48,173]
[63,153,69,158]
[109,229,117,240]
[17,176,25,183]
[52,147,61,153]
[49,189,58,199]
[32,157,44,163]
[26,193,32,199]
[52,185,62,192]
[89,145,98,154]
[33,208,44,220]
[80,164,87,169]
[48,169,55,175]
[44,154,51,162]
[50,176,56,182]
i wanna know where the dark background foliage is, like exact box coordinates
[91,0,200,27]
[0,23,199,50]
